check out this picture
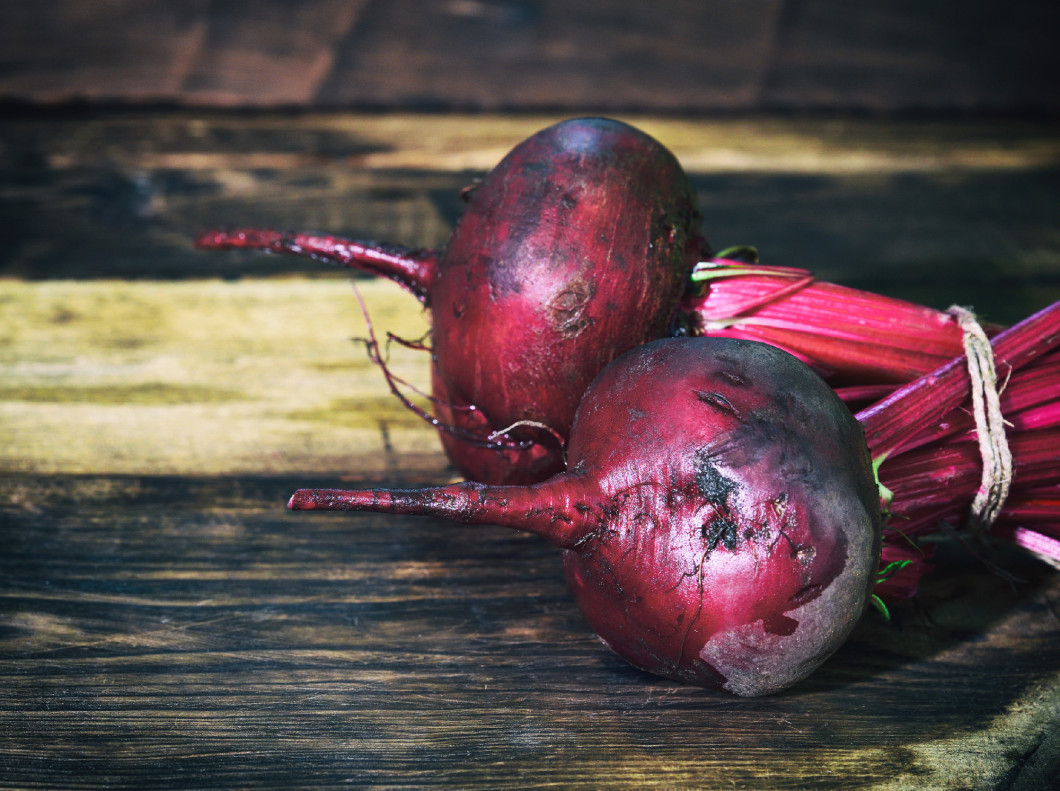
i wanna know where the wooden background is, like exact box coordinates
[2,0,1059,113]
[3,2,1060,789]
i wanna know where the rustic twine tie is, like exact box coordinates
[947,305,1013,535]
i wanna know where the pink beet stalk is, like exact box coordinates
[1000,492,1060,523]
[893,351,1060,456]
[1004,527,1060,568]
[860,300,1060,598]
[858,299,1060,461]
[879,430,1060,521]
[678,257,988,387]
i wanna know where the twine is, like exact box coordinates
[947,305,1013,534]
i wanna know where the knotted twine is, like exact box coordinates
[947,305,1013,535]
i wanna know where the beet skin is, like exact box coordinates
[289,337,883,696]
[197,118,709,485]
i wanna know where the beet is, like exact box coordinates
[197,117,709,484]
[288,337,883,696]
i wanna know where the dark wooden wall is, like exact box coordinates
[2,0,1058,113]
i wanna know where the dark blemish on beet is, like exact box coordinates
[549,280,595,336]
[486,254,526,300]
[789,583,825,607]
[716,370,748,387]
[702,518,739,551]
[715,411,792,472]
[771,493,788,518]
[694,389,740,418]
[561,193,577,209]
[695,449,739,505]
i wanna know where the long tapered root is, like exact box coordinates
[287,476,600,550]
[195,228,438,302]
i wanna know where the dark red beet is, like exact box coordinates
[288,337,883,695]
[196,117,709,485]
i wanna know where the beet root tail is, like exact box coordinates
[194,228,438,302]
[288,477,600,550]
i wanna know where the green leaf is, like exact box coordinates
[713,245,760,264]
[876,559,913,583]
[870,594,892,621]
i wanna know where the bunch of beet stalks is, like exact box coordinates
[197,117,1059,695]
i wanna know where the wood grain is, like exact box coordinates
[2,1,1057,112]
[2,475,1059,788]
[2,113,1058,322]
[0,279,442,477]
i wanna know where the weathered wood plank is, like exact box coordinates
[0,279,444,477]
[2,113,1058,322]
[2,1,1057,112]
[2,474,1058,789]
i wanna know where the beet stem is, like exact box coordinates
[195,228,438,303]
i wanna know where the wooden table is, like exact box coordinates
[2,113,1059,789]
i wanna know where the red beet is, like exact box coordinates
[288,337,883,696]
[197,118,709,484]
